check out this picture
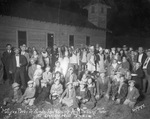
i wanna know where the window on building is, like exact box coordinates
[69,35,74,46]
[86,36,90,46]
[91,6,95,13]
[18,31,27,47]
[101,7,104,13]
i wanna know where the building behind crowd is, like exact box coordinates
[0,0,109,53]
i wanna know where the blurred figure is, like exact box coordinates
[143,49,150,94]
[2,44,14,84]
[0,55,4,84]
[137,47,147,66]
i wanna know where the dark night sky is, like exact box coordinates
[0,0,150,48]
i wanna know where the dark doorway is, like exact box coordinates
[18,31,27,47]
[69,35,74,46]
[47,33,54,48]
[86,36,90,46]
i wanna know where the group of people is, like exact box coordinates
[0,43,150,112]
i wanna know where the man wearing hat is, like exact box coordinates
[9,47,27,90]
[143,49,150,94]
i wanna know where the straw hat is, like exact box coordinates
[27,80,34,85]
[41,80,47,84]
[128,80,135,84]
[12,82,20,88]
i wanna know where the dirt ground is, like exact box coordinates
[0,80,150,119]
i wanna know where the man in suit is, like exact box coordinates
[9,48,27,90]
[131,62,144,91]
[2,44,14,84]
[143,49,150,95]
[137,47,147,66]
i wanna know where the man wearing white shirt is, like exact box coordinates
[137,47,147,66]
[9,48,27,90]
[143,49,150,95]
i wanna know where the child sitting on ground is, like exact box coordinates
[87,77,96,109]
[50,72,63,105]
[3,83,22,105]
[124,80,140,108]
[76,81,91,109]
[34,80,51,106]
[19,80,36,106]
[115,75,128,104]
[60,82,78,109]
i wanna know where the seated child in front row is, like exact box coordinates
[34,80,51,106]
[3,82,22,105]
[50,72,63,105]
[115,76,128,104]
[19,80,36,106]
[60,82,79,110]
[124,80,140,108]
[76,82,95,109]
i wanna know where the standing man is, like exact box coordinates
[9,48,27,90]
[137,47,147,67]
[143,49,150,95]
[20,44,30,64]
[2,44,14,84]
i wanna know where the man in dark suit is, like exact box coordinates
[143,49,150,95]
[9,48,27,90]
[1,44,14,84]
[137,47,147,66]
[131,62,144,91]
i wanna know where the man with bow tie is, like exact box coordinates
[143,49,150,95]
[2,44,14,84]
[9,48,27,91]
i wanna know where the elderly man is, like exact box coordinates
[9,48,27,90]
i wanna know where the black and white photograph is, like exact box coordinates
[0,0,150,119]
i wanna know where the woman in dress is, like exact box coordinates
[87,46,95,73]
[61,50,70,77]
[97,47,105,72]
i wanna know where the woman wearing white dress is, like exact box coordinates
[97,47,105,72]
[87,46,95,72]
[61,51,70,77]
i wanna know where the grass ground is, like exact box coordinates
[0,80,150,119]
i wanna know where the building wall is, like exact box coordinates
[0,15,106,53]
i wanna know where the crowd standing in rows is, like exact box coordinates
[0,43,150,112]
